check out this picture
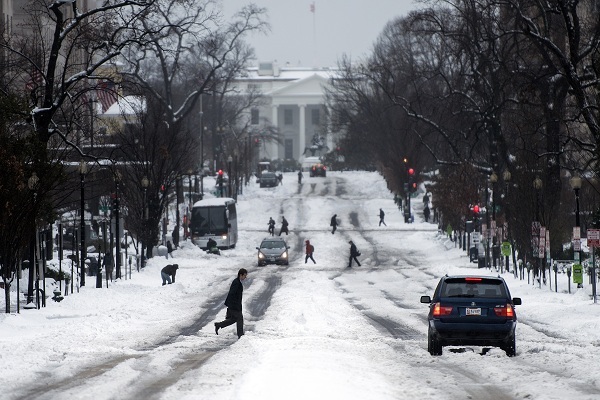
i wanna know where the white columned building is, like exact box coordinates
[235,61,340,165]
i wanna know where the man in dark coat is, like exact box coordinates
[298,170,303,184]
[161,264,179,285]
[279,216,289,236]
[166,240,174,259]
[379,208,387,226]
[268,217,275,236]
[215,268,248,339]
[330,214,338,234]
[348,240,361,268]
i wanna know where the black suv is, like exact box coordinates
[420,275,522,356]
[259,172,279,188]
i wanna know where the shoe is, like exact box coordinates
[214,323,220,335]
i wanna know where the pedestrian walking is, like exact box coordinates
[304,240,316,264]
[161,264,179,285]
[424,205,430,222]
[279,216,289,236]
[268,217,275,236]
[214,268,248,339]
[378,208,387,226]
[172,227,179,248]
[298,170,303,184]
[330,214,338,234]
[277,173,283,185]
[166,240,174,259]
[348,240,361,268]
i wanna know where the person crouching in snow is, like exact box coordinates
[161,264,178,285]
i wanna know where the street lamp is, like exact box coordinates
[533,177,543,287]
[26,173,40,308]
[79,161,88,287]
[141,176,149,269]
[502,169,514,276]
[570,174,582,288]
[227,155,233,197]
[489,172,498,271]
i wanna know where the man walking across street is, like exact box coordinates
[214,268,248,339]
[379,208,387,226]
[348,240,361,268]
[279,216,289,236]
[330,214,338,234]
[268,217,275,236]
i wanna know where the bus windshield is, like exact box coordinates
[191,206,227,235]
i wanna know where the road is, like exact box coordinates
[7,172,600,400]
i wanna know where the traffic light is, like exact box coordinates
[217,170,224,197]
[111,194,119,213]
[408,168,417,193]
[254,138,260,147]
[472,205,480,214]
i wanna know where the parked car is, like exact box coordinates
[420,275,522,356]
[310,163,326,177]
[256,237,290,266]
[259,172,279,188]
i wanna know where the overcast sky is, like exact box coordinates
[221,0,419,68]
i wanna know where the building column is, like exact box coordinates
[271,104,279,160]
[299,104,306,159]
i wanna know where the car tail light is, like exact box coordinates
[494,304,515,318]
[465,277,482,282]
[432,302,453,316]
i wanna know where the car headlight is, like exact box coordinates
[221,234,227,240]
[281,251,288,259]
[258,252,265,259]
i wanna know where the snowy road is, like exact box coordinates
[3,172,600,400]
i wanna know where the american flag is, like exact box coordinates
[97,80,118,112]
[25,69,44,91]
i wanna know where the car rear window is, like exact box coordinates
[261,241,285,249]
[441,278,507,298]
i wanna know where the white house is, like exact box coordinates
[235,62,340,163]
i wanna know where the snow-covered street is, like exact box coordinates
[2,171,600,400]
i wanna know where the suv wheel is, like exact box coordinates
[428,328,443,356]
[502,334,516,357]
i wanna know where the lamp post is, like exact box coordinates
[489,172,498,271]
[502,169,514,275]
[570,175,582,288]
[533,177,543,287]
[79,161,88,286]
[26,173,39,308]
[227,156,233,198]
[141,176,149,269]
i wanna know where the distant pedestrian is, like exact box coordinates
[172,228,179,248]
[348,240,361,268]
[279,216,289,236]
[268,217,275,236]
[277,173,283,185]
[166,240,174,259]
[214,268,248,339]
[305,240,316,264]
[298,170,303,184]
[424,205,430,222]
[161,264,179,285]
[330,214,338,234]
[378,208,387,226]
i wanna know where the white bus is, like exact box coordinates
[190,197,238,249]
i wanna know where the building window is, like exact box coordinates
[251,109,259,125]
[284,109,293,125]
[311,109,320,125]
[285,139,294,159]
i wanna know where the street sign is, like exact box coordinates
[501,242,511,257]
[587,229,600,247]
[573,227,581,240]
[574,239,581,251]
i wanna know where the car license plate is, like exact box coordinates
[270,258,276,262]
[466,307,481,316]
